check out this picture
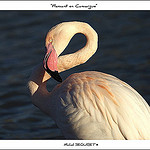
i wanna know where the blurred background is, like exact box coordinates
[0,11,150,139]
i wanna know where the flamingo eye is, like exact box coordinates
[49,39,53,43]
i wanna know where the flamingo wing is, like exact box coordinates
[49,71,150,140]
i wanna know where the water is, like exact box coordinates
[0,11,150,139]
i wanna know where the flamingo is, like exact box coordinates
[28,21,150,140]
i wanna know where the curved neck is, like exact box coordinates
[28,22,98,102]
[57,22,98,73]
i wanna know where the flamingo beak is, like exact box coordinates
[43,43,62,82]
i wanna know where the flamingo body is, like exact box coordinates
[49,71,150,139]
[28,21,150,140]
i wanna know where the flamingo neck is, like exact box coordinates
[28,22,98,100]
[57,22,98,73]
[28,64,50,97]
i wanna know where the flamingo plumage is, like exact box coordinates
[28,21,150,140]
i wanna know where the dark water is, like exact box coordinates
[0,11,150,139]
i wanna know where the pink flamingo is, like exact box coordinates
[28,21,150,139]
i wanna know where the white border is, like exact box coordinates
[0,1,150,149]
[0,1,150,10]
[0,140,150,149]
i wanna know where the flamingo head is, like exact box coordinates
[43,37,62,82]
[43,22,78,82]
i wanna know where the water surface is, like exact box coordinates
[0,11,150,139]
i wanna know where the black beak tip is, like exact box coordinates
[56,75,62,83]
[50,71,62,82]
[52,73,63,83]
[45,68,62,83]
